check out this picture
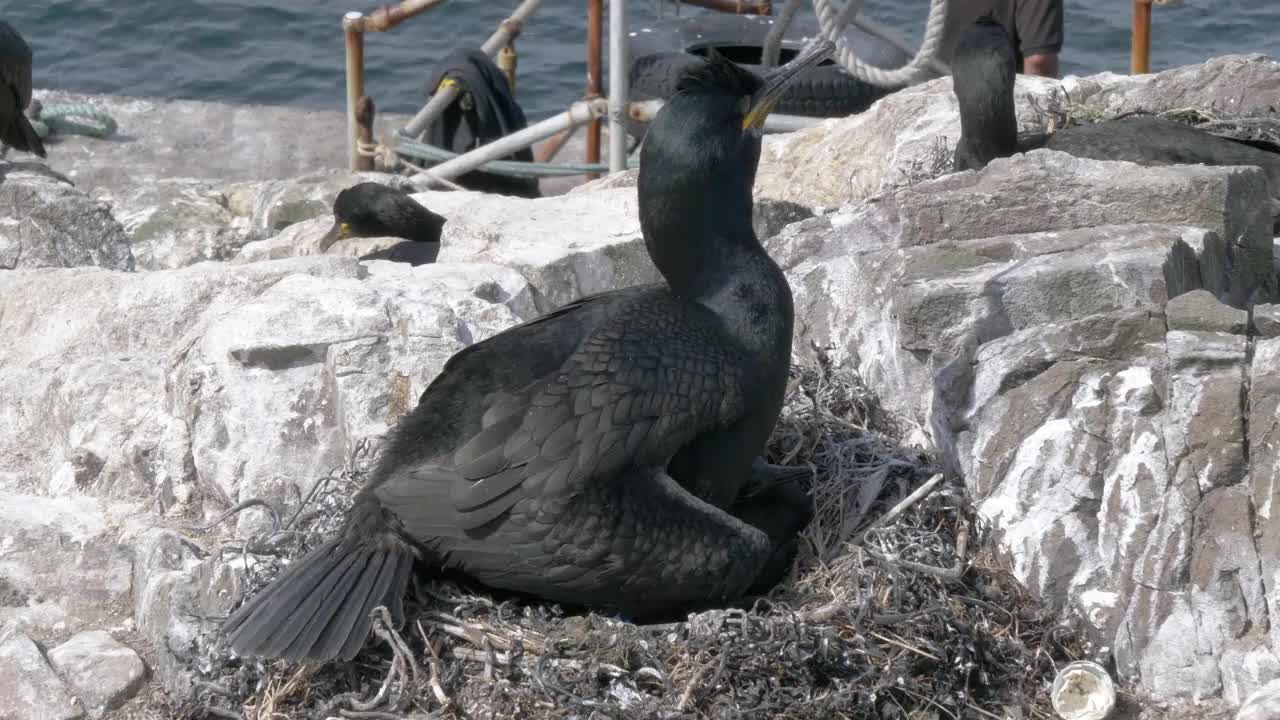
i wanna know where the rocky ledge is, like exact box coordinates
[1,53,1279,717]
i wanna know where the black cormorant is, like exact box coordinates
[951,14,1280,212]
[318,182,447,266]
[223,41,834,663]
[0,21,45,158]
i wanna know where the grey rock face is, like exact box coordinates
[238,187,658,313]
[47,631,146,717]
[0,494,136,635]
[1168,289,1250,334]
[775,148,1280,702]
[1240,679,1280,720]
[0,163,133,271]
[224,169,415,237]
[97,178,250,270]
[0,623,84,720]
[754,54,1280,211]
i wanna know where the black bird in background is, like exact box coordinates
[223,41,834,663]
[318,182,448,266]
[0,20,46,158]
[952,12,1280,218]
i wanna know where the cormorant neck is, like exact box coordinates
[639,182,760,299]
[637,115,763,298]
[957,95,1018,168]
[951,26,1019,170]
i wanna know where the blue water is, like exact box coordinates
[5,1,1279,121]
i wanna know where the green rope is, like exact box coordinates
[29,103,118,139]
[395,137,639,179]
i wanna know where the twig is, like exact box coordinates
[675,657,715,712]
[450,646,514,666]
[867,630,939,661]
[800,599,848,624]
[861,473,944,537]
[418,619,453,709]
[187,497,282,535]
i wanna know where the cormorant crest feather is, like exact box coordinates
[674,49,762,98]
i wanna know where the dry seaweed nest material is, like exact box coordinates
[180,355,1093,720]
[1027,86,1280,147]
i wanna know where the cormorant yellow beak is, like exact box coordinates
[317,221,353,252]
[743,40,836,130]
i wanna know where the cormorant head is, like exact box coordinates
[951,14,1018,171]
[637,41,833,294]
[319,182,447,251]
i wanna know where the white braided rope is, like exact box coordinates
[811,0,950,87]
[762,0,806,69]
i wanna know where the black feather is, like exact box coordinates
[675,49,762,98]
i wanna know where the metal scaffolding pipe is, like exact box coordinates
[586,0,604,177]
[608,0,629,173]
[343,12,366,171]
[535,124,581,163]
[1131,0,1152,74]
[352,0,449,32]
[415,98,607,183]
[402,0,545,139]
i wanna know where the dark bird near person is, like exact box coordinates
[222,41,834,663]
[951,13,1280,219]
[319,182,448,266]
[0,21,46,158]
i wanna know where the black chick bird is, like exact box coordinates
[952,13,1280,222]
[222,41,834,663]
[319,182,448,266]
[0,21,45,158]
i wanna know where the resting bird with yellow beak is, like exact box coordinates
[318,182,447,265]
[223,41,833,663]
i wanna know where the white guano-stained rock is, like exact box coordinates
[0,623,84,720]
[754,53,1280,211]
[47,631,147,717]
[0,494,138,636]
[0,163,134,271]
[96,178,250,271]
[235,187,658,312]
[772,147,1280,702]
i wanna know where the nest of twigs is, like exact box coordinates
[179,354,1092,720]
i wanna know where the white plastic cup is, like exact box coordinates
[1050,660,1116,720]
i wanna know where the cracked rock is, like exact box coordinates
[0,163,134,272]
[1239,679,1280,720]
[1167,289,1250,334]
[1254,304,1280,338]
[48,631,147,717]
[777,148,1280,701]
[0,623,84,720]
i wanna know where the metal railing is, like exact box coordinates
[339,0,792,184]
[1131,0,1182,74]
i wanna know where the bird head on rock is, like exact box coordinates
[318,182,447,252]
[637,40,834,297]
